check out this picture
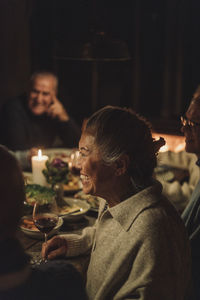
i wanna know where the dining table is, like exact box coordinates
[17,211,97,279]
[18,146,99,278]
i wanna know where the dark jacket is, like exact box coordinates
[182,162,200,300]
[0,95,81,151]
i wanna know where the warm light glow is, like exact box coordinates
[38,149,42,159]
[75,150,80,158]
[174,142,185,152]
[152,132,185,153]
[159,144,169,152]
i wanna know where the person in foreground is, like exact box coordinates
[43,105,192,300]
[181,95,200,300]
[0,145,87,300]
[0,71,81,151]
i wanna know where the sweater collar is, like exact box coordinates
[99,180,163,231]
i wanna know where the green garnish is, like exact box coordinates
[25,184,55,205]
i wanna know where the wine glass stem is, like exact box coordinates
[43,233,48,262]
[44,233,48,244]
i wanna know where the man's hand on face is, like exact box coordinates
[47,96,70,122]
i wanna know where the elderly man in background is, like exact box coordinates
[0,71,81,151]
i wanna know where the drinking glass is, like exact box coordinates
[69,150,80,175]
[32,198,59,261]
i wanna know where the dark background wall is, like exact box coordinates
[1,0,200,133]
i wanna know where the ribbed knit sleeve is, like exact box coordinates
[60,225,96,257]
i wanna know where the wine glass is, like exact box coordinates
[32,197,59,262]
[69,150,80,175]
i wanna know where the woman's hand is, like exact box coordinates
[41,235,68,260]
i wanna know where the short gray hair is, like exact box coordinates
[30,71,58,93]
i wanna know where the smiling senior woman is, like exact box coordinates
[43,106,192,300]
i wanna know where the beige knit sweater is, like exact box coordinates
[61,181,192,300]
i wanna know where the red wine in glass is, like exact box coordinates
[33,200,59,263]
[34,213,58,234]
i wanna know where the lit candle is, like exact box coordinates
[31,149,48,186]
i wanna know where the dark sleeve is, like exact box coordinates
[0,98,30,151]
[32,260,87,300]
[56,117,81,148]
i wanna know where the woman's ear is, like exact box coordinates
[114,154,130,176]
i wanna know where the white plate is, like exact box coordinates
[74,191,100,212]
[20,216,63,240]
[59,197,90,221]
[62,175,82,194]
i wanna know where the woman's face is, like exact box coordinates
[78,133,115,197]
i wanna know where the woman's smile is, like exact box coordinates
[78,133,116,198]
[80,174,90,185]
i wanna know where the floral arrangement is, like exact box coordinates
[42,158,69,188]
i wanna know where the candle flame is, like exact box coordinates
[38,149,42,158]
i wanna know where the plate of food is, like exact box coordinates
[62,173,82,194]
[58,197,90,221]
[20,215,63,239]
[74,191,101,212]
[23,183,57,216]
[23,171,82,195]
[25,184,56,205]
